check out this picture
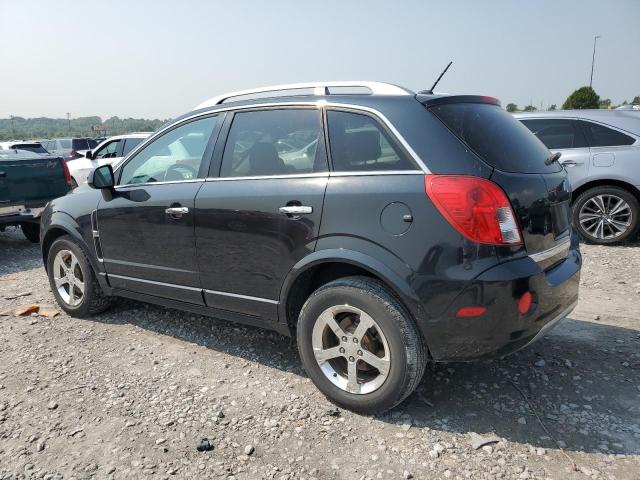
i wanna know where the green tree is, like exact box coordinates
[505,103,518,112]
[562,86,600,110]
[523,105,537,112]
[633,96,640,105]
[548,104,557,111]
[599,98,611,109]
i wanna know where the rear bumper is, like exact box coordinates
[0,205,46,225]
[425,240,581,361]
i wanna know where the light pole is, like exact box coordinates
[66,112,71,134]
[590,35,601,88]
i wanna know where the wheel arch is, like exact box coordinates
[572,178,640,204]
[279,249,426,339]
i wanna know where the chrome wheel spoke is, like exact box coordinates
[314,346,343,364]
[360,350,390,375]
[346,360,359,393]
[352,312,375,342]
[580,193,633,240]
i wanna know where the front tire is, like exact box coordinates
[21,223,40,243]
[297,276,427,414]
[573,186,639,244]
[46,235,113,317]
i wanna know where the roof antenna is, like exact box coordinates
[419,61,453,94]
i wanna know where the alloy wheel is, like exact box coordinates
[579,194,632,240]
[52,249,85,306]
[311,305,391,395]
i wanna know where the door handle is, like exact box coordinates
[165,206,189,216]
[279,205,313,215]
[0,172,6,178]
[560,160,577,167]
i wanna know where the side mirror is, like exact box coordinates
[85,150,93,160]
[88,164,115,189]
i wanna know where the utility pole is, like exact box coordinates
[590,35,601,88]
[10,115,15,138]
[66,112,71,134]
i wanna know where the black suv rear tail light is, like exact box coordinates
[425,174,522,245]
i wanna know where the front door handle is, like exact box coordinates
[279,205,313,215]
[165,206,189,216]
[560,160,577,167]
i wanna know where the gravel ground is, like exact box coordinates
[0,227,639,480]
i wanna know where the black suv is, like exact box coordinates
[40,82,581,413]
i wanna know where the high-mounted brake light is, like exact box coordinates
[425,175,522,245]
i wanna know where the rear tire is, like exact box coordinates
[573,186,639,244]
[297,276,427,414]
[21,223,40,243]
[46,235,114,317]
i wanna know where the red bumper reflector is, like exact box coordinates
[456,306,487,318]
[518,292,533,314]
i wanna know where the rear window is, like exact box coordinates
[430,103,561,173]
[10,143,48,154]
[72,139,90,150]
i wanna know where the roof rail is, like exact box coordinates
[193,81,413,110]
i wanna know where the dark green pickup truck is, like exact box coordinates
[0,149,72,242]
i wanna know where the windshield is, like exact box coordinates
[430,103,561,174]
[10,143,48,154]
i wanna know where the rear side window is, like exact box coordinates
[327,110,414,171]
[122,137,144,156]
[520,119,588,149]
[72,139,90,150]
[220,109,327,177]
[431,103,560,173]
[580,121,635,147]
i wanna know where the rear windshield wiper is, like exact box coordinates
[544,151,562,166]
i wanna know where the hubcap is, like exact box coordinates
[52,249,85,306]
[579,194,632,240]
[312,305,390,395]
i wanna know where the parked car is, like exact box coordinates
[67,133,151,186]
[41,138,94,161]
[40,82,581,413]
[515,110,640,244]
[1,149,72,242]
[0,141,50,155]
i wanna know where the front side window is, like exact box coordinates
[580,121,635,147]
[327,110,414,171]
[220,109,326,177]
[94,140,120,159]
[520,119,588,149]
[119,116,218,185]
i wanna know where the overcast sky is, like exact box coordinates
[1,0,638,120]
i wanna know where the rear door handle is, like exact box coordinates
[279,206,313,215]
[165,206,189,216]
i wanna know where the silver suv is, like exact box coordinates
[515,110,640,244]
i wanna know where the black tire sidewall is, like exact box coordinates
[297,283,411,413]
[21,223,40,243]
[47,236,95,316]
[573,186,639,244]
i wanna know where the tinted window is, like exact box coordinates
[581,121,635,147]
[122,137,144,156]
[72,139,90,150]
[431,103,560,173]
[88,139,98,149]
[120,116,218,185]
[220,109,326,177]
[10,143,48,154]
[520,119,588,149]
[327,110,414,171]
[59,139,71,148]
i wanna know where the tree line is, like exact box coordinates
[506,88,640,113]
[0,116,167,141]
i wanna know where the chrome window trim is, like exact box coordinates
[114,101,430,180]
[114,178,202,190]
[204,289,279,305]
[204,171,424,182]
[329,170,423,177]
[528,237,571,264]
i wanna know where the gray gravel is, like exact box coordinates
[0,226,639,479]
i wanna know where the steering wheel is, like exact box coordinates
[163,163,198,182]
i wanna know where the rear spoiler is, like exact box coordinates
[416,94,501,108]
